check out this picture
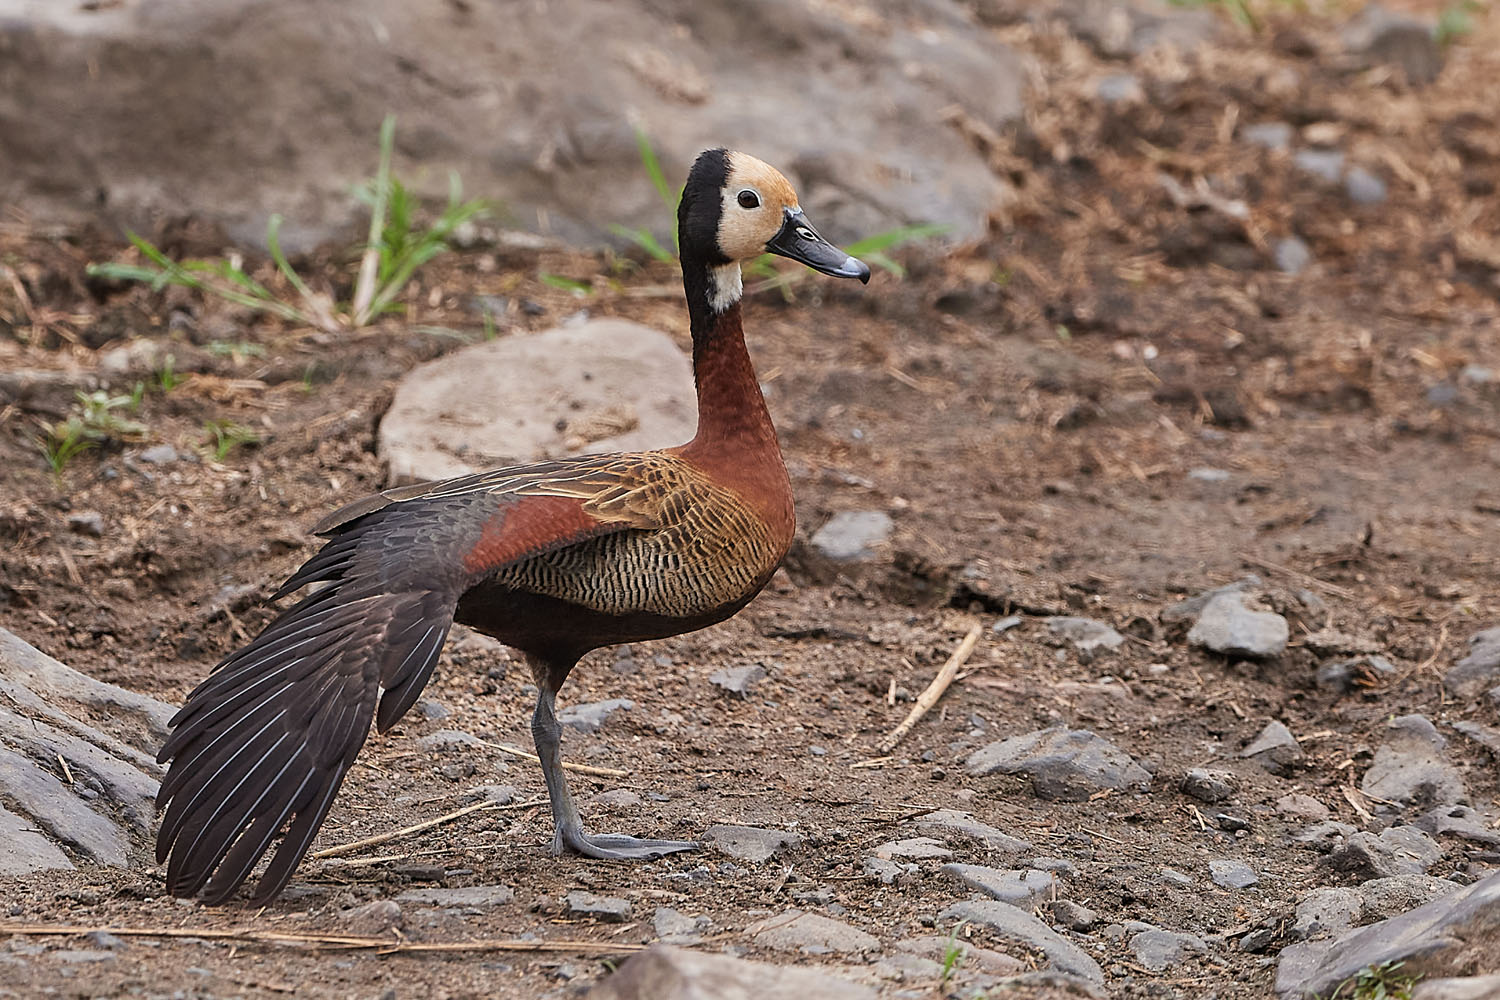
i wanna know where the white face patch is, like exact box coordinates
[716,152,801,262]
[709,262,742,314]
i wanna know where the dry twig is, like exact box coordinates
[878,624,983,752]
[477,738,630,778]
[310,797,543,860]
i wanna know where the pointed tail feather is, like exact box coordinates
[156,572,456,902]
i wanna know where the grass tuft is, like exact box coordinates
[1326,960,1421,1000]
[88,115,491,334]
[202,420,262,463]
[40,390,149,477]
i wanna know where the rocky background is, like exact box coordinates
[2,0,1500,998]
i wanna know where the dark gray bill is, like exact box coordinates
[766,209,871,283]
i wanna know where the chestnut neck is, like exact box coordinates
[680,258,780,462]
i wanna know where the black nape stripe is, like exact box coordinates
[678,148,732,267]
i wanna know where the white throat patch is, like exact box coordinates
[709,262,742,314]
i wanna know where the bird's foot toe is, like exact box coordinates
[561,830,699,860]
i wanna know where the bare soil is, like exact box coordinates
[1,7,1498,998]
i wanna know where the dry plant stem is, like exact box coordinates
[309,797,541,860]
[879,623,983,752]
[478,738,630,777]
[1237,552,1355,600]
[0,924,642,956]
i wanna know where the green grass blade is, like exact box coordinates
[633,125,676,216]
[266,214,319,306]
[608,223,674,262]
[844,223,950,256]
[539,273,594,296]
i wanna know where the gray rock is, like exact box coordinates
[4,0,1020,251]
[751,909,880,955]
[0,627,180,871]
[0,628,173,739]
[1277,793,1331,822]
[810,511,893,562]
[417,699,451,721]
[1291,887,1363,941]
[991,614,1023,634]
[1188,467,1231,482]
[1327,826,1443,880]
[1057,0,1220,58]
[1274,236,1314,276]
[1316,655,1396,692]
[1209,859,1259,889]
[1243,122,1294,151]
[653,907,713,944]
[1048,899,1097,932]
[1459,365,1494,385]
[558,697,635,733]
[588,943,876,1000]
[592,789,643,811]
[1188,593,1289,658]
[418,729,483,750]
[1181,767,1237,804]
[342,899,403,934]
[1340,2,1443,85]
[397,885,515,907]
[1358,874,1462,919]
[1412,974,1500,1000]
[1160,868,1194,888]
[1241,720,1304,773]
[1361,714,1466,808]
[939,899,1103,983]
[474,784,519,805]
[873,837,952,860]
[1450,720,1500,757]
[708,663,766,697]
[942,864,1055,906]
[0,803,73,876]
[1345,166,1388,205]
[966,726,1150,800]
[66,511,105,537]
[702,824,802,863]
[138,444,179,465]
[1046,616,1125,655]
[862,856,911,886]
[1294,149,1347,184]
[1445,628,1500,699]
[1296,820,1359,847]
[381,321,694,482]
[565,890,632,922]
[1275,871,1500,999]
[912,809,1032,853]
[1415,805,1500,847]
[1130,929,1206,971]
[1095,73,1142,104]
[1162,576,1262,624]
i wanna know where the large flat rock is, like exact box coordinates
[1275,871,1500,999]
[378,319,697,482]
[0,0,1023,247]
[0,627,171,874]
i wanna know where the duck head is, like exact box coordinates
[679,149,870,313]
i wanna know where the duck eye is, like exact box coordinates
[737,190,760,209]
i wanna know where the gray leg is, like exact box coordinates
[531,686,697,860]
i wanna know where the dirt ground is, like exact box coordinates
[2,5,1499,999]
